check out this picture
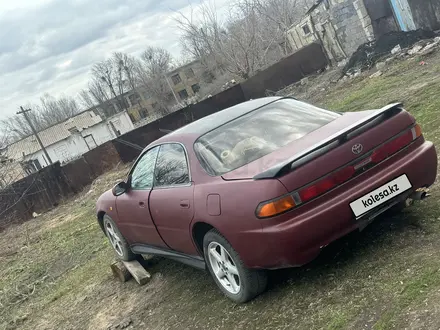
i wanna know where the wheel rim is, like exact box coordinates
[207,242,241,294]
[104,220,124,257]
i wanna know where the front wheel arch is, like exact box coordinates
[97,211,106,233]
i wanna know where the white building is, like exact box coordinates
[4,110,134,176]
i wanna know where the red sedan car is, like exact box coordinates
[96,97,437,303]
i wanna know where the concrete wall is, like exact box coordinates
[287,0,375,60]
[407,0,440,31]
[331,0,373,55]
[363,0,398,36]
[29,133,90,167]
[81,123,114,147]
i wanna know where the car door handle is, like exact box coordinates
[139,201,146,208]
[180,200,190,208]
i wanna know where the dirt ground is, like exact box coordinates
[2,47,440,330]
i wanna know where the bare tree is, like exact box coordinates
[241,0,302,55]
[91,59,128,113]
[39,93,80,126]
[113,52,138,91]
[88,78,111,105]
[134,46,177,111]
[175,0,299,79]
[175,1,226,72]
[78,89,96,110]
[140,47,174,76]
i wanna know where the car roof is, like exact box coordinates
[156,97,284,144]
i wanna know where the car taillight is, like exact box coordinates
[256,124,422,218]
[372,124,422,164]
[299,165,355,203]
[412,124,422,139]
[256,195,296,218]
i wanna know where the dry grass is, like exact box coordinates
[1,51,440,330]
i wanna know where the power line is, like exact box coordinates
[17,106,53,165]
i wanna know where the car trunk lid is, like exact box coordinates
[222,104,415,192]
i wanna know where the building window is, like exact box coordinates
[139,108,148,119]
[185,68,195,78]
[128,93,140,107]
[171,74,182,85]
[128,113,136,123]
[178,89,189,100]
[302,24,311,36]
[191,83,200,94]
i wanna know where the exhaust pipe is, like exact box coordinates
[411,188,430,201]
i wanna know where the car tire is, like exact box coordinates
[203,229,268,303]
[103,214,136,261]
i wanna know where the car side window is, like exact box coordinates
[130,147,159,190]
[154,144,190,187]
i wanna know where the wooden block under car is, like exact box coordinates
[111,260,151,285]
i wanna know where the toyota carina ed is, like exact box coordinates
[96,97,437,303]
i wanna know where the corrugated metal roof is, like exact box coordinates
[6,111,103,160]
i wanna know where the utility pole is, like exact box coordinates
[164,74,183,107]
[17,106,53,165]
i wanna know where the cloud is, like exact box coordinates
[0,0,233,120]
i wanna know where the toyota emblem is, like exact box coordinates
[352,143,363,155]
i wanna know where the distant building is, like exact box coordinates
[287,0,440,62]
[166,60,204,101]
[93,60,207,126]
[1,110,134,182]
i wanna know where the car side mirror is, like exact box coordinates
[112,181,128,196]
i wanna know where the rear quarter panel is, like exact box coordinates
[192,176,288,265]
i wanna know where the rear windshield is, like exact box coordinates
[194,99,341,175]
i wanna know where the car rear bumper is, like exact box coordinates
[242,139,437,269]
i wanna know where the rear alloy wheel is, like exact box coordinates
[208,242,241,294]
[203,229,267,303]
[103,215,136,261]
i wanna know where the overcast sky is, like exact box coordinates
[0,0,232,121]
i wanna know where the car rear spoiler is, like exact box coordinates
[253,103,404,180]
